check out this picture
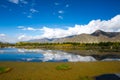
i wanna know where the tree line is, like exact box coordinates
[14,42,120,51]
[0,42,120,52]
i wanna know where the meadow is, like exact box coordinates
[0,61,120,80]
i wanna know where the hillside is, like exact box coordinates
[29,30,120,43]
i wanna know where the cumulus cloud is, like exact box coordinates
[18,34,32,41]
[40,14,120,39]
[17,15,120,41]
[18,34,42,41]
[40,27,69,39]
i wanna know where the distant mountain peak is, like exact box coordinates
[91,30,120,38]
[91,30,105,36]
[94,30,104,33]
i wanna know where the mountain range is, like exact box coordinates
[29,30,120,43]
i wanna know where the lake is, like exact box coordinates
[0,48,119,62]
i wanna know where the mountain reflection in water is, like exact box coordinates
[0,48,120,62]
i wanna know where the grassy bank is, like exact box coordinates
[0,61,120,80]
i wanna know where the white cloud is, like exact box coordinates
[18,26,41,31]
[17,14,120,41]
[0,34,6,37]
[26,27,36,31]
[58,16,63,19]
[0,34,6,42]
[39,14,120,39]
[27,8,39,18]
[58,10,64,14]
[18,34,41,41]
[9,0,19,4]
[8,0,28,4]
[18,34,31,41]
[40,27,69,39]
[18,26,35,31]
[0,34,18,43]
[30,8,39,13]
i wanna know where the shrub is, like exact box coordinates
[0,67,11,74]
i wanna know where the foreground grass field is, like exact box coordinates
[0,61,120,80]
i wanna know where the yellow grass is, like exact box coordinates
[0,61,120,80]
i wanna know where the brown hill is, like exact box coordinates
[29,30,120,43]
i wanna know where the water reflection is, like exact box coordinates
[0,48,120,62]
[0,48,96,62]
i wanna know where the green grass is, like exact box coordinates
[56,64,71,70]
[0,67,11,74]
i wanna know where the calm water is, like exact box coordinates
[0,48,120,62]
[0,48,97,62]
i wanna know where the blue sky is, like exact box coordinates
[0,0,120,42]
